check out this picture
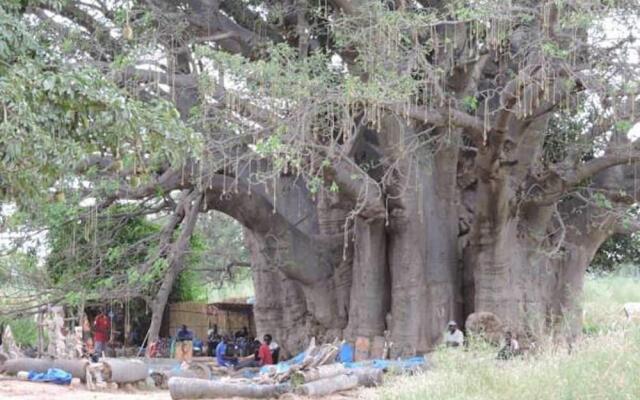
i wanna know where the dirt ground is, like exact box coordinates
[0,377,374,400]
[0,378,170,400]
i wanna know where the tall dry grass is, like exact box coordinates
[378,270,640,400]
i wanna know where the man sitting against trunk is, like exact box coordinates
[444,320,464,347]
[497,330,520,360]
[258,334,275,365]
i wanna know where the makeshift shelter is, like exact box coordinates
[166,302,210,341]
[165,298,255,340]
[207,299,255,337]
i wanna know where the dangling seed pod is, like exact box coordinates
[123,23,133,41]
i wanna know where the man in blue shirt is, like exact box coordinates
[176,325,194,341]
[175,325,194,362]
[215,336,237,367]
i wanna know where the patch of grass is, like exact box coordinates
[583,267,640,334]
[380,328,640,400]
[379,270,640,400]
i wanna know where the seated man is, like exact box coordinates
[207,329,220,357]
[268,338,280,363]
[444,320,464,347]
[235,335,277,370]
[215,336,238,367]
[258,334,275,366]
[497,331,520,360]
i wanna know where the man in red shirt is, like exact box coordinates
[258,334,274,366]
[93,308,110,358]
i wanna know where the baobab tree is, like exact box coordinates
[3,0,640,356]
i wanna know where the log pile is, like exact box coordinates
[0,357,149,387]
[167,339,394,399]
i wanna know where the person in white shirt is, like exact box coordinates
[444,320,464,347]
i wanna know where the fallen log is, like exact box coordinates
[292,363,346,384]
[151,368,204,389]
[102,358,148,383]
[168,377,290,399]
[2,358,53,375]
[295,374,359,397]
[350,367,383,387]
[1,358,89,380]
[52,359,89,380]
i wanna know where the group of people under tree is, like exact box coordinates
[444,321,520,360]
[214,332,279,369]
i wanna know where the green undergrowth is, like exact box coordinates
[379,270,640,400]
[0,316,38,348]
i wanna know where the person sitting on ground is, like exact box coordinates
[215,336,238,367]
[207,329,220,357]
[258,334,275,366]
[444,320,464,347]
[235,326,249,339]
[268,338,280,363]
[497,330,520,360]
[233,338,264,370]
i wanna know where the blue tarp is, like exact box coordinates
[343,356,426,371]
[27,368,72,385]
[259,349,307,375]
[257,345,426,377]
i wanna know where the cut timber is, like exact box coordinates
[351,368,383,387]
[296,374,359,396]
[3,359,52,375]
[292,364,346,384]
[102,358,148,383]
[151,369,202,389]
[53,359,89,380]
[168,377,290,399]
[2,358,88,380]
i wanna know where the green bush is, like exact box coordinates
[0,316,38,348]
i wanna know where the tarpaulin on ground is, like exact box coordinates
[27,368,72,385]
[258,349,307,376]
[343,356,427,372]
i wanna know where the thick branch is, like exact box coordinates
[384,103,485,142]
